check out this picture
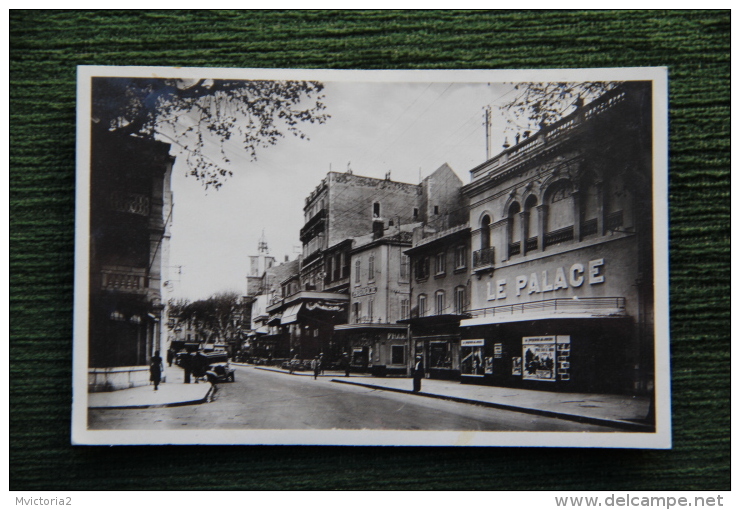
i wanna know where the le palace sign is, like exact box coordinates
[486,258,605,302]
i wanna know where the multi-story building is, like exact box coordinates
[403,221,471,380]
[333,221,418,375]
[459,82,654,395]
[88,130,175,391]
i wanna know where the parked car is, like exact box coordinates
[206,361,235,383]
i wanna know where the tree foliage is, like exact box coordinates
[499,82,621,135]
[168,292,242,342]
[92,77,329,189]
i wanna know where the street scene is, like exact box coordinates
[75,67,667,446]
[89,363,640,432]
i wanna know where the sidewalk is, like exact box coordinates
[252,364,652,431]
[330,376,653,432]
[87,365,212,409]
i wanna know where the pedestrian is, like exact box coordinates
[319,353,325,375]
[149,350,164,391]
[166,348,174,367]
[311,356,321,380]
[342,352,351,377]
[412,354,424,393]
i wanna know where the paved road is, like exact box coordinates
[88,365,620,432]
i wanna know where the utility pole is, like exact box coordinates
[484,106,492,161]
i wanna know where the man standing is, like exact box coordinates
[412,354,424,393]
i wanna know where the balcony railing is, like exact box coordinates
[605,210,624,231]
[473,247,495,270]
[581,218,598,237]
[508,241,521,257]
[468,297,626,320]
[525,236,538,251]
[544,225,574,247]
[100,266,147,294]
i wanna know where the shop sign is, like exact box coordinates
[387,332,407,340]
[352,286,377,298]
[461,339,484,346]
[486,258,605,302]
[305,302,344,312]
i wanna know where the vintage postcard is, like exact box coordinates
[72,66,670,447]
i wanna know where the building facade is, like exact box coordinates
[404,222,471,380]
[334,222,417,375]
[88,130,175,391]
[460,82,654,395]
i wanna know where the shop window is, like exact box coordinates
[435,290,446,315]
[461,342,484,376]
[418,294,427,317]
[430,342,451,369]
[435,251,446,275]
[391,345,405,365]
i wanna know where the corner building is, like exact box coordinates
[460,83,654,395]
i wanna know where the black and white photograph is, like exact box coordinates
[72,66,669,447]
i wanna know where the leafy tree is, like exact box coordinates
[499,82,620,136]
[92,77,329,189]
[171,292,242,343]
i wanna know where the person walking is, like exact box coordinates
[149,350,164,391]
[412,354,424,393]
[311,356,321,380]
[342,352,351,377]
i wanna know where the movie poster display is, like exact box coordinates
[522,336,557,381]
[512,356,522,376]
[461,339,484,376]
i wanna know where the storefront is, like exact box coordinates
[461,239,653,394]
[333,324,410,376]
[402,315,467,380]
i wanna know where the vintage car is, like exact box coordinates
[206,361,235,383]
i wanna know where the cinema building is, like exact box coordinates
[460,83,654,395]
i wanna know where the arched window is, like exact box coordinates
[435,290,446,315]
[508,202,521,256]
[524,195,538,251]
[580,172,599,237]
[546,180,574,232]
[418,294,427,317]
[480,214,491,250]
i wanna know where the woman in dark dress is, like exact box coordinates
[150,350,164,391]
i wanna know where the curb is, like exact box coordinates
[88,389,212,410]
[329,379,654,433]
[254,366,348,377]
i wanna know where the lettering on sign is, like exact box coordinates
[461,339,485,347]
[387,333,407,340]
[352,286,377,298]
[487,259,605,302]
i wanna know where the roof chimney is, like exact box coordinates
[372,218,384,239]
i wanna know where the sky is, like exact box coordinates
[166,80,517,301]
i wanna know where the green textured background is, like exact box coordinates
[10,10,730,490]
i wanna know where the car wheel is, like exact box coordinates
[229,373,235,382]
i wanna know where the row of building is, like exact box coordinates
[242,82,655,395]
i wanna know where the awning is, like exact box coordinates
[281,303,303,324]
[461,297,627,327]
